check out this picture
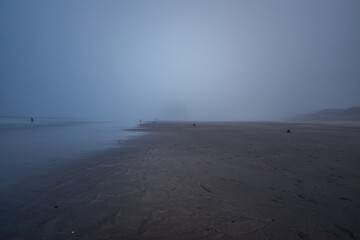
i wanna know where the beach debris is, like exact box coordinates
[200,184,212,193]
[71,230,81,237]
[30,117,34,122]
[287,129,291,133]
[54,205,59,208]
[193,123,196,127]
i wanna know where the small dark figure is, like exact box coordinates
[140,119,142,123]
[287,129,290,133]
[30,117,34,123]
[193,123,196,127]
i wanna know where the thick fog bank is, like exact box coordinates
[1,1,359,121]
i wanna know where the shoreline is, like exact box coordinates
[1,121,360,239]
[0,120,142,189]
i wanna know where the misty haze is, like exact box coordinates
[1,1,359,239]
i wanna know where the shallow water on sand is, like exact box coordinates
[0,118,141,188]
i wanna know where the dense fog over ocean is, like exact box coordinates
[1,1,359,121]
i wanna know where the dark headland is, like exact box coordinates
[290,106,360,122]
[1,121,360,239]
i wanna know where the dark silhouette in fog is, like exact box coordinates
[290,106,360,122]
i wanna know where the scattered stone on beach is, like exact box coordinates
[71,231,81,237]
[54,205,58,208]
[287,129,291,133]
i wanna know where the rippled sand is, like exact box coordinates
[1,122,360,239]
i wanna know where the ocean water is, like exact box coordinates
[0,117,142,188]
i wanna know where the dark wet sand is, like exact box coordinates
[1,122,360,239]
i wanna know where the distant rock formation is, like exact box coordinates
[159,102,188,121]
[290,106,360,122]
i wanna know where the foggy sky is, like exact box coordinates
[1,0,360,121]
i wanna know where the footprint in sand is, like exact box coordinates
[297,231,310,239]
[297,194,305,200]
[334,225,357,239]
[340,197,352,202]
[271,196,285,203]
[307,198,318,205]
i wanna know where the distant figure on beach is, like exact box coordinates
[287,129,290,133]
[140,119,142,123]
[193,123,196,127]
[30,117,34,123]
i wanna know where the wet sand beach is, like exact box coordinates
[1,122,360,239]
